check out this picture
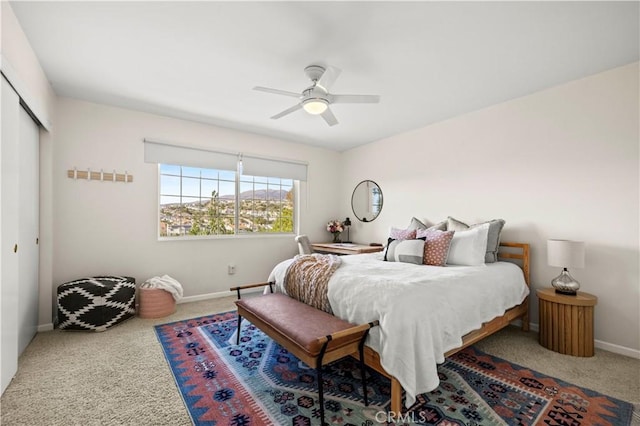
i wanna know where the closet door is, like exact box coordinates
[1,77,20,394]
[17,106,39,354]
[0,77,40,394]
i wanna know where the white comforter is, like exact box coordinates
[268,252,529,407]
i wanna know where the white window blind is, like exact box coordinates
[143,139,237,171]
[242,155,307,181]
[144,139,308,181]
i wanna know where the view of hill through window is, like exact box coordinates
[159,164,294,237]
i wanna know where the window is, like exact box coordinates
[159,164,295,237]
[144,139,306,239]
[238,174,294,234]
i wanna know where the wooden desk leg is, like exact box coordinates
[390,377,402,413]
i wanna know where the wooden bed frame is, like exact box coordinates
[360,241,531,413]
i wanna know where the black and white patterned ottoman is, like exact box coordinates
[57,276,136,332]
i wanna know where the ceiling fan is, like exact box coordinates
[253,65,380,126]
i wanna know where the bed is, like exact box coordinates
[267,241,530,412]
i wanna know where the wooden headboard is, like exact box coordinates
[498,242,530,286]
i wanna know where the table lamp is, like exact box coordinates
[343,217,352,243]
[547,239,585,295]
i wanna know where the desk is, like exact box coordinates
[311,243,383,256]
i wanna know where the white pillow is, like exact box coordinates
[446,223,490,266]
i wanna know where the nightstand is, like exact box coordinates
[310,243,383,256]
[537,288,597,357]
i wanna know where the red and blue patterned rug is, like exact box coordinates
[155,311,634,425]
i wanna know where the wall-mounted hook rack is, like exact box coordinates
[67,168,133,183]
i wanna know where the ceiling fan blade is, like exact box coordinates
[316,66,341,92]
[254,86,301,98]
[271,103,303,120]
[330,94,380,104]
[321,107,338,126]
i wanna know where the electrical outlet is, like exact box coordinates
[228,264,236,275]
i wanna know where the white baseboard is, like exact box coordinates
[178,290,235,304]
[526,321,640,359]
[177,287,263,304]
[593,339,640,359]
[37,323,54,332]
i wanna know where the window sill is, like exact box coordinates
[157,233,295,242]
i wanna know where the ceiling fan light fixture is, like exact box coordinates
[302,98,328,115]
[254,64,379,126]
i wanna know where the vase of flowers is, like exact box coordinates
[326,220,344,243]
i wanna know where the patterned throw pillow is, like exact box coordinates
[447,216,506,263]
[384,238,396,261]
[386,239,426,265]
[389,227,417,240]
[417,229,455,266]
[385,228,418,261]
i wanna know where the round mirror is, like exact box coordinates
[351,180,383,222]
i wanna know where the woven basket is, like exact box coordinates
[138,287,176,319]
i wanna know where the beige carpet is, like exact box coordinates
[1,296,638,425]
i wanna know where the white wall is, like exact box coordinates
[0,2,55,125]
[341,63,639,356]
[52,98,341,306]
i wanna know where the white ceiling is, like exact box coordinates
[10,1,639,152]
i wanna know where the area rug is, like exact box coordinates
[155,311,634,425]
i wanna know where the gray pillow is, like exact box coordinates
[446,216,506,263]
[428,220,448,232]
[408,217,447,232]
[446,216,470,232]
[407,217,427,230]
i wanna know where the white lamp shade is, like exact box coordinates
[547,239,585,268]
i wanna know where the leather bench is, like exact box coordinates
[231,282,378,426]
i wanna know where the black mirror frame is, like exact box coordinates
[351,180,383,222]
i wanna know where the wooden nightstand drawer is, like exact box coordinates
[537,288,597,357]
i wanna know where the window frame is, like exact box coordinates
[157,163,297,241]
